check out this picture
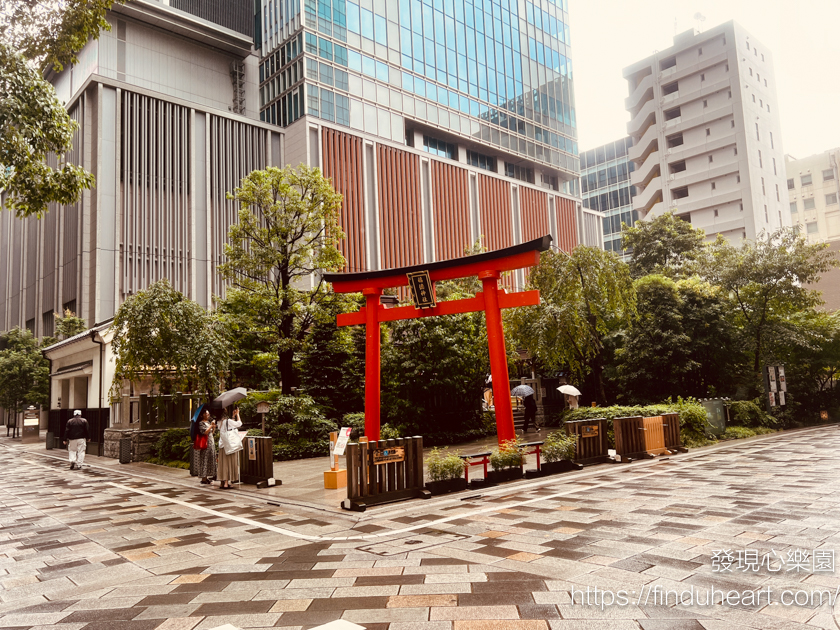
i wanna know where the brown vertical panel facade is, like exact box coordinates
[519,187,548,242]
[321,127,366,273]
[555,195,578,252]
[477,174,512,251]
[431,161,470,261]
[377,145,422,270]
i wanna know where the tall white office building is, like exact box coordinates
[623,21,789,242]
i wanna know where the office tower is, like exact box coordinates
[623,21,789,242]
[256,0,598,274]
[579,137,635,256]
[786,149,840,242]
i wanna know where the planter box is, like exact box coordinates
[425,478,468,496]
[542,460,583,475]
[468,478,496,490]
[487,468,524,483]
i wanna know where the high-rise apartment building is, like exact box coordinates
[623,21,789,242]
[579,137,635,256]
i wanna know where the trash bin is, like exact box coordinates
[46,431,54,450]
[240,436,276,486]
[700,399,726,436]
[119,437,132,464]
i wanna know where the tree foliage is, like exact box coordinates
[54,308,87,340]
[219,165,346,394]
[110,278,229,398]
[506,247,635,403]
[622,211,706,279]
[696,228,837,386]
[0,327,50,414]
[616,275,739,402]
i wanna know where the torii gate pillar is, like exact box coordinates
[479,270,516,443]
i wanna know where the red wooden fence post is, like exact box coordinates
[479,270,516,443]
[363,287,383,442]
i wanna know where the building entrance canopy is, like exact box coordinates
[324,235,551,444]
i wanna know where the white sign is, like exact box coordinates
[778,365,787,392]
[333,427,352,456]
[768,391,776,407]
[768,366,777,392]
[778,391,786,406]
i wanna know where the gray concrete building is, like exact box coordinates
[623,21,790,243]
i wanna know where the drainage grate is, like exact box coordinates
[356,529,469,556]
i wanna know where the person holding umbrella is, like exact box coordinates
[193,407,217,485]
[511,384,538,432]
[558,384,581,410]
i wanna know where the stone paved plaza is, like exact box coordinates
[1,426,840,630]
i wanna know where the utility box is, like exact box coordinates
[700,399,727,436]
[21,407,39,444]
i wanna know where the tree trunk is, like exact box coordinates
[279,348,295,395]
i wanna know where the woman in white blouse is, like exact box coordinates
[217,407,243,489]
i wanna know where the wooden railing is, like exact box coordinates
[343,436,430,511]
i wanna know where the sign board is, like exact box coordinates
[22,407,39,443]
[778,366,787,392]
[247,436,257,460]
[768,366,777,392]
[581,424,599,438]
[768,391,776,407]
[778,391,786,406]
[372,447,405,464]
[406,271,436,309]
[256,401,271,414]
[333,427,352,456]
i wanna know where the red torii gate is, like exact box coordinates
[324,235,551,445]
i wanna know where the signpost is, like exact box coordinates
[764,364,787,412]
[324,427,351,489]
[21,406,39,444]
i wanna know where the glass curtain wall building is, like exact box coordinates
[257,0,579,191]
[580,137,636,257]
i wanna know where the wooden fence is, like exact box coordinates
[343,436,430,511]
[613,415,670,460]
[565,418,610,465]
[661,412,686,452]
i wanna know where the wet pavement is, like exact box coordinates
[1,425,840,630]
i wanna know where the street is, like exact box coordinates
[0,426,839,630]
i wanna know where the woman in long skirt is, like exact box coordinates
[194,409,217,484]
[217,408,243,489]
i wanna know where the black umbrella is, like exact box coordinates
[209,387,248,409]
[511,384,535,397]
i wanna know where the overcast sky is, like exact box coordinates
[569,0,840,159]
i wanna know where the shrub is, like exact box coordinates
[264,394,338,461]
[723,426,757,440]
[729,400,777,428]
[543,431,577,463]
[152,428,192,462]
[427,448,467,482]
[490,439,525,471]
[146,456,191,469]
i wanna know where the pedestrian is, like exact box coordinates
[217,408,243,490]
[194,409,217,485]
[566,393,579,410]
[64,410,89,470]
[522,392,538,432]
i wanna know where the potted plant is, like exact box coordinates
[425,448,467,495]
[488,439,525,483]
[540,430,582,475]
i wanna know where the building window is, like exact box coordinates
[804,198,816,210]
[764,78,767,87]
[737,175,741,183]
[709,155,714,163]
[698,47,703,56]
[770,132,774,148]
[823,169,835,181]
[790,201,797,214]
[731,120,735,128]
[705,127,711,136]
[703,99,708,108]
[423,135,457,160]
[755,123,760,141]
[746,41,750,50]
[740,203,744,211]
[749,68,753,76]
[662,81,679,95]
[827,193,839,206]
[504,162,534,184]
[701,73,705,81]
[807,222,819,234]
[752,94,756,103]
[734,147,738,155]
[714,209,719,217]
[711,182,716,190]
[787,178,794,189]
[725,64,729,72]
[761,177,765,194]
[467,150,497,172]
[764,205,768,222]
[801,174,813,186]
[672,186,689,200]
[728,90,732,99]
[758,150,762,168]
[762,53,765,61]
[773,158,777,175]
[775,184,780,201]
[757,73,761,82]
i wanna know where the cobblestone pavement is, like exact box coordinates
[1,426,840,630]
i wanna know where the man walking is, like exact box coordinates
[64,410,90,470]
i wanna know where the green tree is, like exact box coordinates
[54,308,87,340]
[698,228,837,388]
[0,327,50,417]
[110,278,229,397]
[622,211,706,279]
[1,1,123,218]
[616,275,739,402]
[507,246,635,403]
[219,165,346,395]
